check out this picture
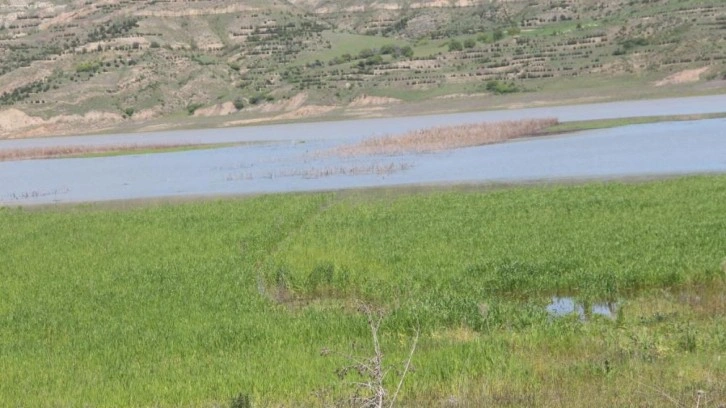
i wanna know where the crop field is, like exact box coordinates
[1,175,725,407]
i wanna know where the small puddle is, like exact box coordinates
[546,297,618,320]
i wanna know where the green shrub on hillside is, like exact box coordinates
[75,60,102,73]
[485,80,520,94]
[186,102,203,114]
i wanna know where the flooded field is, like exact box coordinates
[1,95,726,205]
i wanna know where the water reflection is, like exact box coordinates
[546,297,617,320]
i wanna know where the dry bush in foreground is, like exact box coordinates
[334,118,558,157]
[321,303,419,408]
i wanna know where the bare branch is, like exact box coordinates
[326,301,419,408]
[388,327,419,408]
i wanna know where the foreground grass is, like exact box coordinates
[1,176,725,407]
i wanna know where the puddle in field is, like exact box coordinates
[546,297,618,320]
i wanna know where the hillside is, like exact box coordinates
[1,0,725,138]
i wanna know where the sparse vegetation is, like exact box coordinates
[264,162,413,179]
[0,0,724,136]
[248,94,273,105]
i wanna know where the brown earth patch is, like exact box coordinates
[348,94,402,107]
[0,109,122,139]
[255,92,308,114]
[276,105,337,119]
[0,109,44,133]
[654,67,709,87]
[193,101,238,117]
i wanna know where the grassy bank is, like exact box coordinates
[1,176,725,407]
[542,112,726,135]
[0,142,246,162]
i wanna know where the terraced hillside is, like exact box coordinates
[0,0,725,137]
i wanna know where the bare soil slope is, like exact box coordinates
[1,0,725,138]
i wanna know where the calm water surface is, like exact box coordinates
[2,96,725,205]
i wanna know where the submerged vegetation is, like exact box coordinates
[1,176,725,406]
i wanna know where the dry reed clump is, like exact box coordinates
[0,143,199,161]
[334,118,559,157]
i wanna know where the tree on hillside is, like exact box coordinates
[448,39,463,51]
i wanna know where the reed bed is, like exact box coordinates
[334,118,558,156]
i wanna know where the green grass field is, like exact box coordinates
[2,176,725,407]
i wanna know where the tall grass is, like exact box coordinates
[1,176,725,406]
[333,118,558,156]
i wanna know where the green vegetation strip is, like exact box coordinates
[0,142,245,162]
[75,142,245,159]
[1,176,725,406]
[543,112,726,135]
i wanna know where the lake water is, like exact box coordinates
[1,95,725,205]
